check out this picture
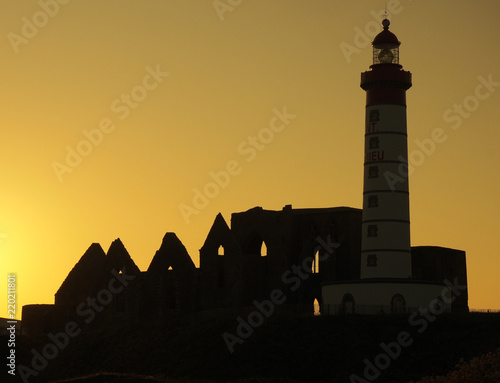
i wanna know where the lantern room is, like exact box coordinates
[372,19,400,65]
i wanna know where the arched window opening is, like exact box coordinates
[313,298,321,316]
[342,293,355,314]
[309,223,318,239]
[244,232,266,256]
[218,245,224,256]
[312,250,320,273]
[261,241,267,257]
[391,294,406,314]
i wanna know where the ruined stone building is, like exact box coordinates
[21,205,467,336]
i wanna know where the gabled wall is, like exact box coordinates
[55,243,106,307]
[200,213,243,309]
[145,232,198,316]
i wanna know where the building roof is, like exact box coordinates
[55,243,106,304]
[147,232,196,276]
[372,19,400,47]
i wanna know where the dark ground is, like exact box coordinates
[4,312,500,383]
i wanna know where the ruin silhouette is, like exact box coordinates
[21,205,467,336]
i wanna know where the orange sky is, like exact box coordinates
[1,0,500,319]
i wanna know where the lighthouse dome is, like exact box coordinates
[372,19,400,47]
[371,19,401,65]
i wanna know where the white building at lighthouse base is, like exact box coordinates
[322,279,452,315]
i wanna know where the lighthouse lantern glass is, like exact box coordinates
[373,44,399,65]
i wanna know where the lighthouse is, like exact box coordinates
[321,18,459,314]
[360,18,412,279]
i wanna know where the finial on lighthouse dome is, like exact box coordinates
[372,18,400,65]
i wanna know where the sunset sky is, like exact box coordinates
[1,0,500,319]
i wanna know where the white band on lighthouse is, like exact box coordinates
[361,103,411,279]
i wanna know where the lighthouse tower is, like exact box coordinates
[321,18,455,314]
[360,18,412,279]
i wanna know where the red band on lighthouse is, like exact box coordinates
[361,65,412,106]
